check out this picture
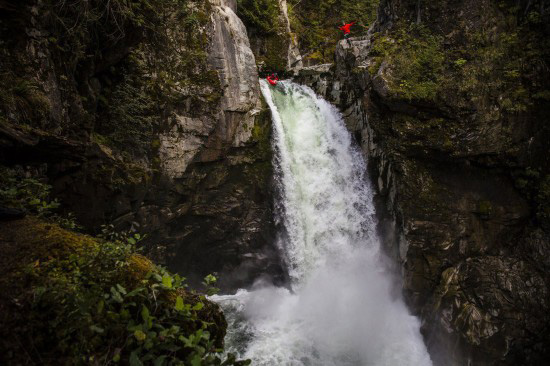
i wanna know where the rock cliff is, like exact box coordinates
[0,0,282,290]
[297,0,550,364]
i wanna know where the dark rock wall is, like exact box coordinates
[0,0,282,291]
[296,0,550,364]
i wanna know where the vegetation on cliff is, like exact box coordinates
[368,0,550,229]
[236,0,290,71]
[236,0,379,68]
[0,0,220,160]
[288,0,379,64]
[0,165,248,365]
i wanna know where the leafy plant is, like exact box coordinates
[18,227,248,365]
[0,166,59,216]
[0,165,80,229]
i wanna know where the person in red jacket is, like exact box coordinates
[339,21,356,39]
[266,73,279,86]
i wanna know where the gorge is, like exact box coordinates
[0,0,549,365]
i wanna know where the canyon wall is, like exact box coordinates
[0,0,284,290]
[297,0,550,364]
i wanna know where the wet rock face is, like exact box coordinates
[0,0,282,291]
[297,1,550,364]
[236,0,302,73]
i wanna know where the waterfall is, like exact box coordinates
[212,81,433,366]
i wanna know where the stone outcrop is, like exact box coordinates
[296,1,550,364]
[236,0,302,73]
[0,0,282,291]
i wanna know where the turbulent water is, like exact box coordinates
[212,81,432,366]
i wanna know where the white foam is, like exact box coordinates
[212,81,432,366]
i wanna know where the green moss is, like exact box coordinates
[477,200,493,218]
[0,217,242,365]
[237,0,281,36]
[369,24,445,101]
[288,0,379,64]
[369,3,549,118]
[260,34,288,71]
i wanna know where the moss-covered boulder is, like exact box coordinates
[0,217,234,365]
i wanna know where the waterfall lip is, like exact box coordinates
[212,80,433,366]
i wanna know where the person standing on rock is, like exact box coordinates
[339,21,356,39]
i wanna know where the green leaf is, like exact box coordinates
[110,287,124,303]
[192,302,204,311]
[129,351,143,366]
[191,354,202,366]
[141,305,150,322]
[175,296,184,311]
[127,287,145,297]
[90,325,104,333]
[127,237,136,245]
[203,274,217,285]
[116,284,127,295]
[134,329,147,342]
[96,300,105,314]
[162,275,172,289]
[154,355,166,366]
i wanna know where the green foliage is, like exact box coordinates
[237,0,281,35]
[97,71,157,154]
[454,58,467,67]
[0,0,219,158]
[0,166,83,229]
[368,2,549,111]
[0,166,81,229]
[3,220,247,365]
[288,0,379,63]
[0,163,244,364]
[202,274,220,296]
[90,0,219,158]
[0,73,51,128]
[0,166,59,216]
[369,24,445,101]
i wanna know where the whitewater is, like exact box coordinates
[212,80,432,366]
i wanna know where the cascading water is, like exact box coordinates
[212,81,433,366]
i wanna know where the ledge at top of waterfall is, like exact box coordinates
[212,80,433,366]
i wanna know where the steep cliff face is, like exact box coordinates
[236,0,302,72]
[297,0,550,364]
[0,0,281,290]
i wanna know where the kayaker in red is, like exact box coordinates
[267,73,279,86]
[339,21,356,39]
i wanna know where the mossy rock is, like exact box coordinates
[0,217,228,364]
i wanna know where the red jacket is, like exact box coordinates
[339,22,356,34]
